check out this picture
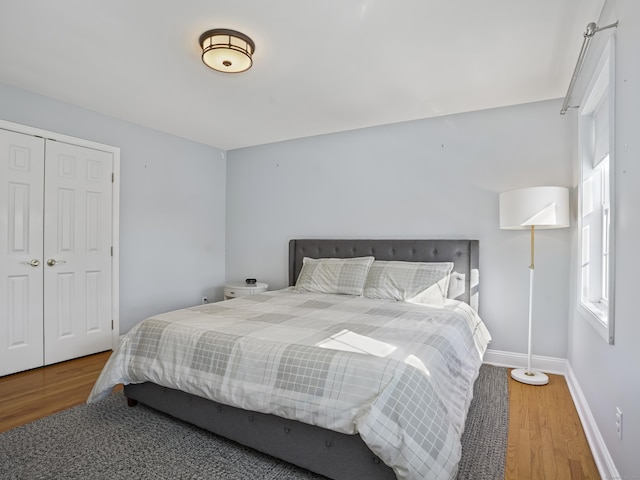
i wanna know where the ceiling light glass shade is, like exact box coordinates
[199,29,255,73]
[499,186,570,230]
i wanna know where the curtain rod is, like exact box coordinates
[560,21,619,115]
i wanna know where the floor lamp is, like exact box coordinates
[499,186,570,386]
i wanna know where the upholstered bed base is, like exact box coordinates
[124,239,480,480]
[124,382,396,479]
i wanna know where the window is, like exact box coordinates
[578,38,615,344]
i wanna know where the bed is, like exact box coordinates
[88,239,490,480]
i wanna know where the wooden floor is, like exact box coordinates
[0,351,121,433]
[505,370,599,479]
[0,354,599,479]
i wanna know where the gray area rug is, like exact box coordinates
[457,364,509,480]
[0,365,507,480]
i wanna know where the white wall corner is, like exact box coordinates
[483,348,568,375]
[565,363,620,480]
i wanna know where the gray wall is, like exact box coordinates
[226,99,573,357]
[567,0,640,476]
[0,83,227,334]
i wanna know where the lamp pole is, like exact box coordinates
[511,224,549,386]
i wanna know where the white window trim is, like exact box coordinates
[577,37,616,345]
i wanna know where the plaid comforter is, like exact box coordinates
[89,289,491,480]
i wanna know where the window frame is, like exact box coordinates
[577,37,616,345]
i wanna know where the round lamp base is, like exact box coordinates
[511,368,549,386]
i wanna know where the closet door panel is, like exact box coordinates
[43,141,113,365]
[0,130,45,376]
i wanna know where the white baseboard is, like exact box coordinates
[483,349,617,480]
[483,348,568,375]
[564,363,620,480]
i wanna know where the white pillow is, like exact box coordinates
[363,261,454,306]
[294,256,375,296]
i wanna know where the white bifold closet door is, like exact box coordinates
[0,130,45,375]
[43,140,113,365]
[0,129,114,376]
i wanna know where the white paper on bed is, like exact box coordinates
[89,288,491,480]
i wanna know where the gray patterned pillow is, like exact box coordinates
[294,256,375,296]
[363,261,454,305]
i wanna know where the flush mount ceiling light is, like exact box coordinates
[199,28,255,73]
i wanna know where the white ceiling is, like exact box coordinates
[0,0,604,151]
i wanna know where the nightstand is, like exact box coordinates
[224,281,269,300]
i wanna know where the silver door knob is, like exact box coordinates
[21,259,41,267]
[46,258,66,267]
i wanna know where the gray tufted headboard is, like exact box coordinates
[289,239,479,310]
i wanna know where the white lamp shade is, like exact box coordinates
[202,47,252,73]
[499,186,570,230]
